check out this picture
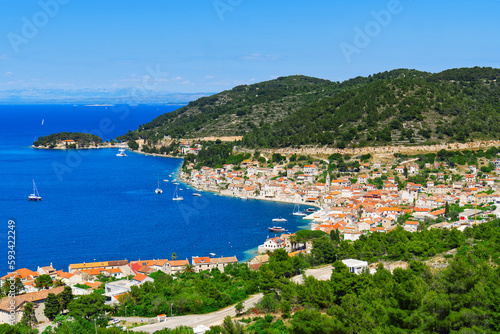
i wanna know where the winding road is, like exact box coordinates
[129,265,333,332]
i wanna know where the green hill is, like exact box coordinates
[118,67,500,148]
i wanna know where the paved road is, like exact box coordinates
[128,265,334,332]
[130,293,262,333]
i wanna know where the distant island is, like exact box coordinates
[33,132,104,149]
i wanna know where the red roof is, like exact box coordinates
[129,262,141,274]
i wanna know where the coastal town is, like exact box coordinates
[5,140,500,329]
[178,140,500,243]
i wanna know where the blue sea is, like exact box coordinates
[0,105,311,275]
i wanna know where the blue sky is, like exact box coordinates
[0,0,499,93]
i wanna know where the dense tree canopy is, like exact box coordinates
[118,67,500,149]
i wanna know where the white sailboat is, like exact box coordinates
[292,203,307,216]
[172,184,183,201]
[272,217,287,222]
[28,180,42,201]
[155,177,163,194]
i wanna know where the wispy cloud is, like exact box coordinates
[241,53,280,61]
[205,75,215,79]
[0,54,8,60]
[5,72,13,77]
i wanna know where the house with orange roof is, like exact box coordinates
[0,286,64,324]
[430,208,446,218]
[68,260,128,273]
[192,257,213,273]
[1,268,38,287]
[131,259,171,274]
[465,174,476,184]
[303,164,318,176]
[167,259,189,275]
[404,221,420,233]
[384,183,398,192]
[84,281,103,290]
[378,207,403,220]
[357,220,373,231]
[22,280,39,293]
[133,273,154,285]
[56,270,84,285]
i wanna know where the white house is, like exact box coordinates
[341,259,368,274]
[257,237,285,253]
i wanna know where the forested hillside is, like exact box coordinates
[118,67,500,149]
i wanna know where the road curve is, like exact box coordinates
[129,265,333,332]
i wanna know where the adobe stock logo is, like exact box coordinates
[340,0,404,63]
[7,0,71,54]
[213,0,244,21]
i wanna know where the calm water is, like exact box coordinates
[0,105,311,274]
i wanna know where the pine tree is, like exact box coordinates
[59,286,73,311]
[445,201,449,217]
[21,302,36,328]
[44,293,61,321]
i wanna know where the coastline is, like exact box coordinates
[28,145,321,267]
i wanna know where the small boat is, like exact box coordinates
[155,177,162,194]
[305,208,316,212]
[193,193,201,197]
[209,253,216,257]
[163,179,169,182]
[173,184,183,201]
[28,180,42,201]
[116,148,127,157]
[269,226,285,232]
[173,182,180,185]
[272,217,287,223]
[179,188,183,191]
[292,203,307,216]
[241,196,248,200]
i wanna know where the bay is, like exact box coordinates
[0,105,310,275]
